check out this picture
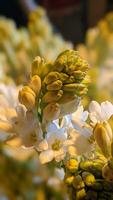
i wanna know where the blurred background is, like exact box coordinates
[0,0,113,44]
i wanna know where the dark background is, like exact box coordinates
[0,0,113,44]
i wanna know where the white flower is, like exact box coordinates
[13,105,43,148]
[67,105,92,138]
[38,122,67,164]
[67,129,94,156]
[89,101,113,124]
[0,83,42,147]
[0,83,20,141]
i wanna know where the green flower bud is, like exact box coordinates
[73,175,85,190]
[42,90,63,103]
[82,172,96,186]
[91,182,103,191]
[103,180,113,191]
[47,80,62,91]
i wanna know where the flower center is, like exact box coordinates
[52,139,61,151]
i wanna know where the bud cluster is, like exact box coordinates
[64,158,113,200]
[19,50,89,122]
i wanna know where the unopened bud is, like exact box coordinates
[29,75,41,95]
[73,175,85,190]
[19,86,36,110]
[93,123,111,157]
[82,172,96,186]
[32,56,44,76]
[65,176,74,185]
[76,189,86,200]
[47,80,62,91]
[63,83,86,92]
[44,71,60,85]
[42,90,63,103]
[66,159,79,173]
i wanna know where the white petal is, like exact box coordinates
[39,150,54,164]
[72,105,84,120]
[89,101,103,122]
[55,168,65,180]
[71,132,93,155]
[54,149,65,162]
[37,139,48,151]
[101,101,113,121]
[46,122,58,133]
[89,101,101,114]
[82,111,89,121]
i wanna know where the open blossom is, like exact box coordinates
[38,109,94,164]
[89,100,113,124]
[65,105,92,138]
[89,101,113,158]
[38,122,67,164]
[0,83,42,147]
[0,83,20,140]
[71,105,92,138]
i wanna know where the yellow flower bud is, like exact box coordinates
[29,75,41,95]
[44,71,60,85]
[66,159,79,173]
[76,189,86,200]
[43,102,60,121]
[82,172,96,186]
[58,91,75,104]
[73,70,86,80]
[42,90,63,103]
[59,73,69,82]
[93,123,111,157]
[47,80,62,91]
[63,83,86,91]
[64,76,75,84]
[19,86,36,110]
[32,56,44,76]
[65,176,74,185]
[73,175,85,190]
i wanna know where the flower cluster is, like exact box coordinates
[1,47,113,200]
